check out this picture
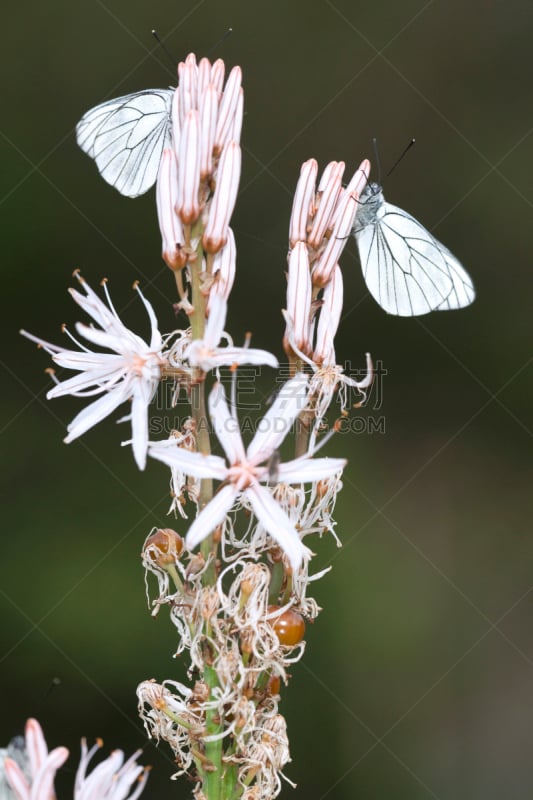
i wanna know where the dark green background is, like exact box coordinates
[2,0,532,798]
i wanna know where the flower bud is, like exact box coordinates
[267,606,306,646]
[176,110,201,224]
[210,58,225,93]
[199,85,218,179]
[143,528,184,568]
[285,243,312,353]
[203,141,241,253]
[214,66,243,152]
[313,265,343,365]
[307,161,344,248]
[311,190,357,287]
[289,159,318,247]
[156,148,187,270]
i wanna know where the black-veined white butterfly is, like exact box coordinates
[353,182,475,316]
[76,89,173,198]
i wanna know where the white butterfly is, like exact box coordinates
[353,182,475,316]
[76,89,174,198]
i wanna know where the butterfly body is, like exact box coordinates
[76,89,173,198]
[353,182,475,316]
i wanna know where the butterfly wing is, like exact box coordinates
[76,89,174,198]
[433,241,476,310]
[356,202,464,316]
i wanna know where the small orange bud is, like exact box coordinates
[267,606,305,646]
[144,528,183,567]
[266,675,281,696]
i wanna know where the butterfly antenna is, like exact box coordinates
[207,27,233,57]
[28,677,63,724]
[43,676,62,699]
[385,138,416,178]
[151,29,179,68]
[372,137,382,184]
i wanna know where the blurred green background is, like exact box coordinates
[1,0,532,797]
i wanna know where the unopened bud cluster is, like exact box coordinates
[284,159,373,444]
[157,53,242,314]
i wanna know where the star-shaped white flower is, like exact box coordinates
[148,374,346,570]
[21,273,164,470]
[185,293,278,372]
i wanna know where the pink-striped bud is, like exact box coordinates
[214,66,243,152]
[197,57,211,102]
[199,85,218,179]
[176,110,201,224]
[289,159,318,247]
[171,87,180,154]
[230,88,244,146]
[345,158,370,195]
[178,54,198,122]
[312,191,358,287]
[285,243,312,353]
[203,141,241,254]
[317,160,343,193]
[313,265,343,365]
[307,162,345,248]
[331,159,369,228]
[156,148,187,270]
[210,59,225,94]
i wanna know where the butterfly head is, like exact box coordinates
[360,181,383,203]
[353,182,384,231]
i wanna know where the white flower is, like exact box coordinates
[21,273,164,470]
[148,374,346,570]
[2,718,68,800]
[186,294,278,372]
[74,739,148,800]
[2,719,148,800]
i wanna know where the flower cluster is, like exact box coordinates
[285,159,374,446]
[1,718,148,800]
[156,53,242,296]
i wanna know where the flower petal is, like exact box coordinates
[204,292,227,349]
[64,388,127,442]
[186,484,238,550]
[208,382,246,464]
[276,456,346,484]
[200,346,278,371]
[247,373,309,464]
[148,440,227,480]
[130,387,150,470]
[244,483,307,570]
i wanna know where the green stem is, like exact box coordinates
[221,740,239,800]
[188,239,217,585]
[203,662,223,800]
[166,564,184,594]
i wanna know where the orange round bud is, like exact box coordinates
[266,675,281,696]
[144,528,183,567]
[267,606,306,646]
